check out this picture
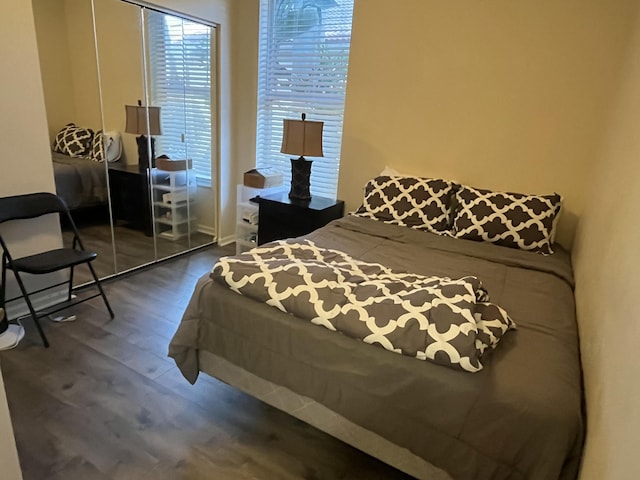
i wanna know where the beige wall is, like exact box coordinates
[93,0,145,166]
[339,0,638,249]
[33,0,102,142]
[0,0,64,276]
[0,0,63,476]
[225,0,260,243]
[32,0,77,140]
[572,6,640,479]
[65,0,103,132]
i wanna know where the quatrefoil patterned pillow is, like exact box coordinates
[52,123,94,158]
[90,130,105,162]
[451,186,562,254]
[353,175,457,234]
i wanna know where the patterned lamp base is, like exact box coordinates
[136,135,156,172]
[289,157,312,200]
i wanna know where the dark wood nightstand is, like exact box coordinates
[257,191,345,245]
[108,163,152,235]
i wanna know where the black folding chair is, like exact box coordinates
[0,192,114,347]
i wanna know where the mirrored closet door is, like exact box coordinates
[143,7,216,260]
[32,0,217,282]
[93,0,158,273]
[32,0,118,281]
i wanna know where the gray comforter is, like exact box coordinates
[52,151,108,209]
[169,215,583,480]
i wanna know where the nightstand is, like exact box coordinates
[257,192,345,245]
[108,163,152,235]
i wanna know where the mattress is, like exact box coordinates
[169,215,584,480]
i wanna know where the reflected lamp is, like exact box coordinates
[125,100,162,172]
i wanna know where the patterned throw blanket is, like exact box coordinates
[212,240,515,372]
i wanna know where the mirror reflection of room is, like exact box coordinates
[142,7,216,251]
[32,0,217,283]
[32,0,117,282]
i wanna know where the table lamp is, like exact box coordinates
[280,113,323,200]
[125,100,162,172]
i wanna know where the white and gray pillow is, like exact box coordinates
[353,175,457,234]
[451,186,562,254]
[52,123,94,158]
[90,130,105,162]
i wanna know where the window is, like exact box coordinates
[146,10,216,187]
[256,0,355,198]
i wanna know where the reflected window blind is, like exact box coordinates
[147,11,215,187]
[256,0,354,198]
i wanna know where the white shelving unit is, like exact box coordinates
[151,168,197,241]
[236,184,284,254]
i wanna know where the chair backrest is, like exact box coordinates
[0,192,69,225]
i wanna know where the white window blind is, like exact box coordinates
[146,10,215,187]
[256,0,354,199]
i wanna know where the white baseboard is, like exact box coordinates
[218,234,236,247]
[196,224,216,238]
[4,287,68,320]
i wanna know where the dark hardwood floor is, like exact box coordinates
[63,220,214,284]
[0,244,413,480]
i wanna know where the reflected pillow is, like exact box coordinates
[104,130,123,162]
[353,175,457,234]
[451,185,562,254]
[90,131,105,162]
[52,123,94,158]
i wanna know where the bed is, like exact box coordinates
[51,124,122,210]
[52,151,109,210]
[169,177,584,480]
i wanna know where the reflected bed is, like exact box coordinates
[52,151,109,211]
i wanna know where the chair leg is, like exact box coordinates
[1,257,6,307]
[11,270,49,348]
[87,262,114,319]
[68,266,75,302]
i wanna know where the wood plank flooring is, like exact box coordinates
[0,244,413,480]
[63,220,214,284]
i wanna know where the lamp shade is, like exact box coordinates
[281,117,323,157]
[124,104,162,136]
